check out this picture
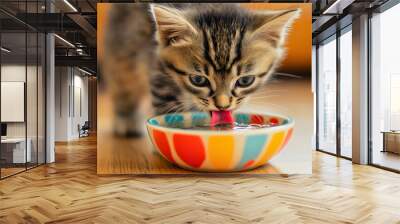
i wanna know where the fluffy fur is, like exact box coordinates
[103,3,300,137]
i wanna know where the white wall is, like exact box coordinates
[1,65,36,138]
[1,65,26,137]
[71,73,89,138]
[54,67,89,141]
[55,66,70,141]
[1,64,26,81]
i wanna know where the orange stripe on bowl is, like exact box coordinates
[208,135,234,170]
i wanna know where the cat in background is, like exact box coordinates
[102,3,300,137]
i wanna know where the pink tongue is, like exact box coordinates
[211,111,234,126]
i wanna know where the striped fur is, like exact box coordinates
[103,3,299,137]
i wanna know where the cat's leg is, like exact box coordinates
[113,91,144,138]
[102,4,155,138]
[105,58,151,138]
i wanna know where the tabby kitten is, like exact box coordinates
[103,4,300,137]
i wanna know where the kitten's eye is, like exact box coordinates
[236,76,256,87]
[189,75,209,87]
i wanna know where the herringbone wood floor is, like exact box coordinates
[1,135,400,224]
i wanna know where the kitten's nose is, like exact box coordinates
[215,94,230,110]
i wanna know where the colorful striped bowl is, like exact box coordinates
[146,112,294,172]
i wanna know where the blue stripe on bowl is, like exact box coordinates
[191,112,208,126]
[237,134,268,168]
[164,114,184,128]
[148,119,159,125]
[235,114,250,124]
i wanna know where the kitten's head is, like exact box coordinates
[151,4,300,112]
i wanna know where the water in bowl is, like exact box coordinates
[181,122,272,131]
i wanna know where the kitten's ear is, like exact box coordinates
[250,9,301,47]
[151,5,197,47]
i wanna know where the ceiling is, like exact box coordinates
[0,0,392,75]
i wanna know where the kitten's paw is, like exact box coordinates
[113,114,144,139]
[114,129,143,138]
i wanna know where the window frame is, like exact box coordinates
[0,0,48,180]
[315,23,353,161]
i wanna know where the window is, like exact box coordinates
[317,35,337,154]
[339,27,352,158]
[371,3,400,171]
[390,74,400,130]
